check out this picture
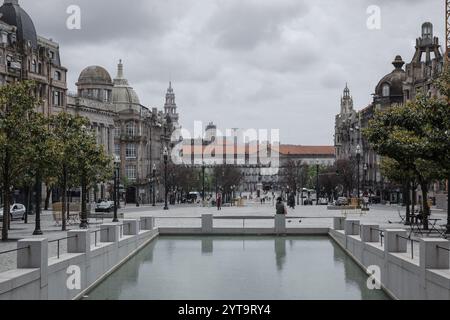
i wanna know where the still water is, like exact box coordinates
[85,236,389,300]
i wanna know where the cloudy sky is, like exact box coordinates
[19,0,443,145]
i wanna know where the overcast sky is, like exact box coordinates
[19,0,443,145]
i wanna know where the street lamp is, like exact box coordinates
[363,163,368,196]
[163,147,169,210]
[356,145,362,207]
[202,161,206,203]
[113,155,121,222]
[316,160,320,206]
[152,164,156,207]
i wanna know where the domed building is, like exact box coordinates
[76,66,113,102]
[0,0,67,116]
[112,60,142,112]
[373,55,406,109]
[68,60,178,205]
[0,0,37,49]
[335,22,445,205]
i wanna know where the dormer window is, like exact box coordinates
[382,84,390,97]
[54,71,61,81]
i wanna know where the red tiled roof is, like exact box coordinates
[181,144,335,156]
[278,145,335,156]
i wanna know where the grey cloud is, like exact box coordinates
[14,0,444,145]
[207,0,310,51]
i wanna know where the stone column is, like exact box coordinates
[17,238,48,288]
[275,215,286,234]
[67,230,90,255]
[202,214,213,233]
[360,224,380,243]
[419,239,450,269]
[345,219,360,236]
[123,219,140,236]
[140,217,155,231]
[100,223,120,242]
[333,217,346,230]
[384,229,407,253]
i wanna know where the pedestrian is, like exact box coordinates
[276,197,287,215]
[217,192,222,211]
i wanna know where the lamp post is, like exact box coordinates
[163,147,169,210]
[32,173,43,235]
[152,164,156,207]
[79,125,89,229]
[363,163,368,197]
[202,161,206,203]
[356,145,361,207]
[316,160,320,206]
[112,155,121,222]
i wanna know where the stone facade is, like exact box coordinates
[334,22,445,204]
[68,62,176,204]
[0,0,178,205]
[0,0,67,116]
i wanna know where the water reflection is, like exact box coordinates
[274,237,287,271]
[86,236,390,300]
[201,238,213,255]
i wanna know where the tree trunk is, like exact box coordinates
[61,165,67,231]
[420,182,430,231]
[404,180,411,225]
[2,152,10,241]
[24,185,30,224]
[80,174,88,229]
[447,176,450,234]
[44,186,52,211]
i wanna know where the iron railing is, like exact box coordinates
[396,234,420,260]
[370,227,385,246]
[49,235,78,259]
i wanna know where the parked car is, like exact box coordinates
[187,192,202,204]
[95,200,115,213]
[318,198,329,205]
[0,203,26,221]
[335,197,349,206]
[303,199,313,205]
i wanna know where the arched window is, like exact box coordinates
[31,59,37,73]
[382,84,390,97]
[126,123,136,137]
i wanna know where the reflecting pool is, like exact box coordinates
[85,236,390,300]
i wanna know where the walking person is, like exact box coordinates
[217,192,222,211]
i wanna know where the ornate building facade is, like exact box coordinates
[0,0,67,116]
[0,0,179,205]
[68,62,177,204]
[334,22,445,204]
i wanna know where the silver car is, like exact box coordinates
[0,203,26,221]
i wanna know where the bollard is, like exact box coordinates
[275,215,286,234]
[17,238,48,288]
[67,230,90,254]
[123,219,140,236]
[361,224,380,243]
[100,223,120,242]
[419,239,450,269]
[384,229,407,253]
[333,217,346,230]
[202,214,213,233]
[345,220,360,236]
[140,217,155,231]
